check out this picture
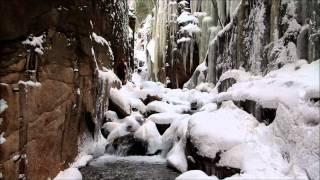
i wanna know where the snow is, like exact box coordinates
[134,120,162,154]
[198,103,217,112]
[147,39,155,63]
[18,80,41,87]
[0,99,8,144]
[188,101,258,159]
[177,11,198,24]
[0,99,8,114]
[71,154,93,168]
[214,60,320,109]
[22,34,45,55]
[92,32,114,61]
[54,168,82,180]
[110,87,131,115]
[176,170,218,180]
[146,101,190,114]
[147,112,187,124]
[97,69,121,87]
[177,37,191,44]
[162,116,190,172]
[179,24,201,34]
[0,132,6,144]
[11,154,20,161]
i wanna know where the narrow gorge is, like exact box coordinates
[0,0,319,180]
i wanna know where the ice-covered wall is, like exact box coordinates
[147,0,319,89]
[185,0,320,88]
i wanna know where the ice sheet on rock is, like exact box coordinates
[54,168,82,180]
[167,140,188,172]
[218,124,292,179]
[272,104,319,180]
[98,70,121,87]
[176,170,218,180]
[134,120,162,154]
[162,116,190,172]
[188,101,258,159]
[147,39,155,63]
[92,32,114,61]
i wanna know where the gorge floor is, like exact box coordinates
[80,155,179,180]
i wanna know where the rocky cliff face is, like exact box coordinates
[0,0,130,179]
[146,0,319,88]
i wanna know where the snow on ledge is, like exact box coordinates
[18,80,41,87]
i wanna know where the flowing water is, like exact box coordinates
[80,155,180,180]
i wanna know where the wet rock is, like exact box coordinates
[155,123,171,135]
[142,95,162,105]
[185,138,241,179]
[105,134,148,156]
[235,100,276,125]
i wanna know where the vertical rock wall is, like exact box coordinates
[147,0,319,88]
[186,0,320,87]
[0,0,130,179]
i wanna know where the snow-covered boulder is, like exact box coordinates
[176,170,218,180]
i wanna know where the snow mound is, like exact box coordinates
[188,101,258,159]
[148,112,188,124]
[134,120,162,154]
[176,170,218,180]
[215,60,320,109]
[162,116,190,172]
[54,168,82,180]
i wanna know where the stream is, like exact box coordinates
[80,155,180,180]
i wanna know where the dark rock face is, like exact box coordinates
[0,0,130,179]
[235,100,276,125]
[185,138,240,179]
[155,124,171,135]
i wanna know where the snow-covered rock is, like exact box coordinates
[176,170,218,180]
[54,168,82,180]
